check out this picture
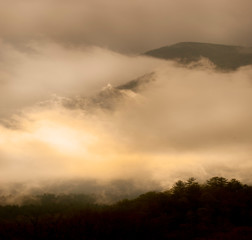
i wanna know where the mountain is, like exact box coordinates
[53,42,252,112]
[60,73,156,112]
[145,42,252,70]
[117,72,155,91]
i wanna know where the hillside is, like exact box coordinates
[145,42,252,70]
[0,177,252,239]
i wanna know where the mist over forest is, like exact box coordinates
[1,0,252,239]
[1,0,252,194]
[1,41,252,197]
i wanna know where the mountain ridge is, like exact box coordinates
[145,42,252,70]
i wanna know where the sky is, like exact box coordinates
[0,0,252,195]
[0,0,251,52]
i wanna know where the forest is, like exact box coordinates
[0,177,252,239]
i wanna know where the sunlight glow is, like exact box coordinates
[33,121,93,155]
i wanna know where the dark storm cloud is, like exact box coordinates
[0,0,251,52]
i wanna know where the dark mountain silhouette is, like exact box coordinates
[145,42,252,70]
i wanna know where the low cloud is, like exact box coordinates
[1,42,252,192]
[0,40,163,118]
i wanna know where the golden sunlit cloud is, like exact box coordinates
[1,42,252,189]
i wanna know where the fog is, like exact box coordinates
[1,42,252,196]
[1,0,252,198]
[0,41,163,118]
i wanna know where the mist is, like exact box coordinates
[1,41,252,197]
[0,41,163,118]
[0,0,252,199]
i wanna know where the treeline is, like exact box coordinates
[0,177,252,239]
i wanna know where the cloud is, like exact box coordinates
[1,41,252,190]
[0,0,252,199]
[0,40,163,118]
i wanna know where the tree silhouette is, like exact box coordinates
[0,177,252,239]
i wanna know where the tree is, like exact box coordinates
[206,177,228,188]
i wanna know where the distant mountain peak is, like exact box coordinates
[173,42,238,47]
[145,42,252,70]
